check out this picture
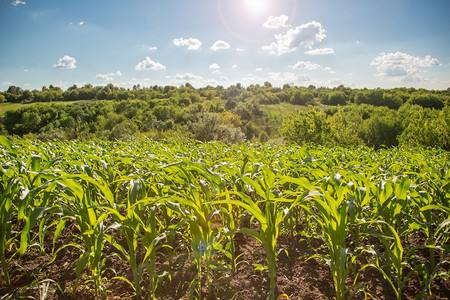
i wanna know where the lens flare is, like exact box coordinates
[217,0,297,43]
[243,0,268,15]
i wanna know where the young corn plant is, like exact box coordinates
[53,173,116,295]
[409,202,450,298]
[418,215,450,299]
[310,174,355,300]
[0,136,33,284]
[162,161,224,299]
[0,172,21,285]
[360,221,414,300]
[214,166,315,300]
[216,154,251,274]
[105,179,169,299]
[104,179,148,297]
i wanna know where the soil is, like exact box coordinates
[1,227,449,300]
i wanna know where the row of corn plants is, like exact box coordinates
[0,136,448,299]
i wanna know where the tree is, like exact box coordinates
[398,105,449,150]
[204,89,216,100]
[322,91,347,106]
[408,94,445,110]
[381,93,403,109]
[282,108,331,145]
[6,85,23,94]
[192,113,245,144]
[364,112,401,148]
[355,90,383,106]
[290,90,314,105]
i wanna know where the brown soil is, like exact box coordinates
[1,229,449,300]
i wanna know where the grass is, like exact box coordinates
[259,102,308,138]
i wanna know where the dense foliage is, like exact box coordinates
[1,83,449,149]
[0,137,448,299]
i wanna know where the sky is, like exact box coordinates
[0,0,449,91]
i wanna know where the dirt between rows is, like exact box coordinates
[1,229,449,300]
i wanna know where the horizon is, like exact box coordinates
[1,0,449,91]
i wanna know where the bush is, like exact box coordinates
[364,113,401,148]
[109,121,138,141]
[322,92,347,106]
[290,90,314,106]
[282,108,331,145]
[408,94,445,110]
[398,106,449,150]
[192,113,245,144]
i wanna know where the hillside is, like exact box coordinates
[0,84,449,149]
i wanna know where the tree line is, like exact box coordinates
[0,83,448,149]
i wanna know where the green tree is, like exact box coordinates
[282,108,331,145]
[408,94,445,110]
[398,105,449,150]
[192,113,245,144]
[328,107,363,146]
[363,112,401,148]
[322,91,347,106]
[290,90,314,105]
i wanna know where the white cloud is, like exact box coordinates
[305,48,335,55]
[268,72,310,85]
[96,74,113,81]
[232,65,238,69]
[79,21,84,26]
[324,66,335,74]
[135,57,166,71]
[262,21,326,55]
[175,73,203,81]
[209,63,220,69]
[96,70,122,81]
[11,0,26,6]
[172,73,219,87]
[255,68,263,72]
[290,60,334,73]
[371,51,439,82]
[212,70,222,75]
[240,74,265,86]
[143,45,157,51]
[54,55,76,69]
[2,81,13,86]
[291,61,321,70]
[241,72,310,87]
[211,40,231,51]
[263,14,289,29]
[173,37,202,50]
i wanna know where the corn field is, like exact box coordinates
[0,136,449,299]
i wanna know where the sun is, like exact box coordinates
[243,0,269,15]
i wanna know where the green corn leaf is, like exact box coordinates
[19,206,53,255]
[112,276,136,292]
[0,135,17,155]
[238,228,263,244]
[53,218,67,248]
[278,176,316,191]
[75,251,91,279]
[240,176,266,199]
[394,177,410,200]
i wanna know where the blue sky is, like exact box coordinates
[0,0,449,91]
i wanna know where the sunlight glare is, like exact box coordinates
[243,0,268,15]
